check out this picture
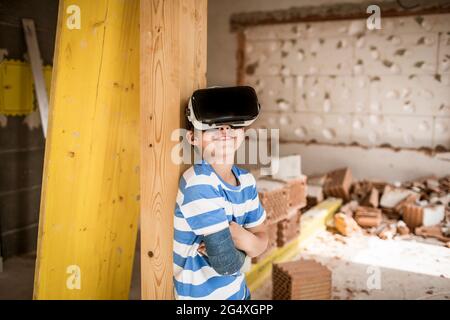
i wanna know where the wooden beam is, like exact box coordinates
[22,18,49,137]
[230,0,450,32]
[34,0,140,299]
[140,0,207,299]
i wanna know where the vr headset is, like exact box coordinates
[187,86,260,131]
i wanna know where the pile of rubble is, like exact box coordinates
[272,259,332,300]
[306,168,450,247]
[253,176,307,263]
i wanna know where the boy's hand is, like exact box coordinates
[197,241,207,256]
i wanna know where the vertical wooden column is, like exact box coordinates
[140,0,207,299]
[34,0,140,299]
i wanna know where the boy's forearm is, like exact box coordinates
[236,229,268,258]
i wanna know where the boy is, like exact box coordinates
[173,86,268,300]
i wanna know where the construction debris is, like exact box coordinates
[272,259,332,300]
[403,204,446,230]
[415,225,450,243]
[316,167,450,245]
[354,206,382,228]
[334,213,360,236]
[323,168,353,201]
[380,185,417,209]
[396,220,410,235]
[378,223,397,240]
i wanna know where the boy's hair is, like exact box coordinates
[185,105,194,131]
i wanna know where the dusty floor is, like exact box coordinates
[2,230,449,300]
[252,230,450,300]
[0,239,142,300]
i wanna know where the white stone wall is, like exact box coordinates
[244,14,450,149]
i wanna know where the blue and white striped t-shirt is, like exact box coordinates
[173,160,266,300]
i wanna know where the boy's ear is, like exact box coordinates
[186,130,198,146]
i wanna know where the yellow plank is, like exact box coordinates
[0,60,34,115]
[34,0,140,299]
[246,198,342,292]
[140,0,207,300]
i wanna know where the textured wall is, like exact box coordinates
[244,14,450,150]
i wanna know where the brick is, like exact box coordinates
[354,206,382,228]
[282,175,307,209]
[272,259,332,300]
[276,209,301,247]
[257,178,289,223]
[403,204,445,229]
[361,187,379,208]
[323,168,352,201]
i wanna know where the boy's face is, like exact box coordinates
[188,125,245,164]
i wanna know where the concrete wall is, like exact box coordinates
[0,0,58,258]
[207,0,450,181]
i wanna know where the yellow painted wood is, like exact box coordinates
[140,0,207,299]
[0,60,34,115]
[246,198,342,292]
[34,0,140,299]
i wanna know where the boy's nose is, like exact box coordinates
[218,126,233,136]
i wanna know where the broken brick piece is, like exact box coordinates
[334,213,360,236]
[380,185,416,208]
[354,206,382,228]
[361,187,379,208]
[397,220,410,235]
[403,204,445,230]
[415,225,450,243]
[323,168,353,201]
[378,223,397,240]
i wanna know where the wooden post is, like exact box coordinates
[34,0,140,299]
[140,0,207,299]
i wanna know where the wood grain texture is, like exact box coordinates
[34,0,140,299]
[140,0,207,300]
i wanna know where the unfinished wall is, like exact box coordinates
[245,14,450,150]
[207,0,450,181]
[0,0,58,258]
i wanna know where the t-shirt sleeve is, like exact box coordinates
[243,180,267,229]
[179,181,229,236]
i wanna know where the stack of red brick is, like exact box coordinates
[272,259,332,300]
[253,176,307,263]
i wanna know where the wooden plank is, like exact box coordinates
[140,0,207,300]
[33,0,140,299]
[22,19,49,137]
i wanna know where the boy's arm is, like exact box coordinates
[229,222,268,258]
